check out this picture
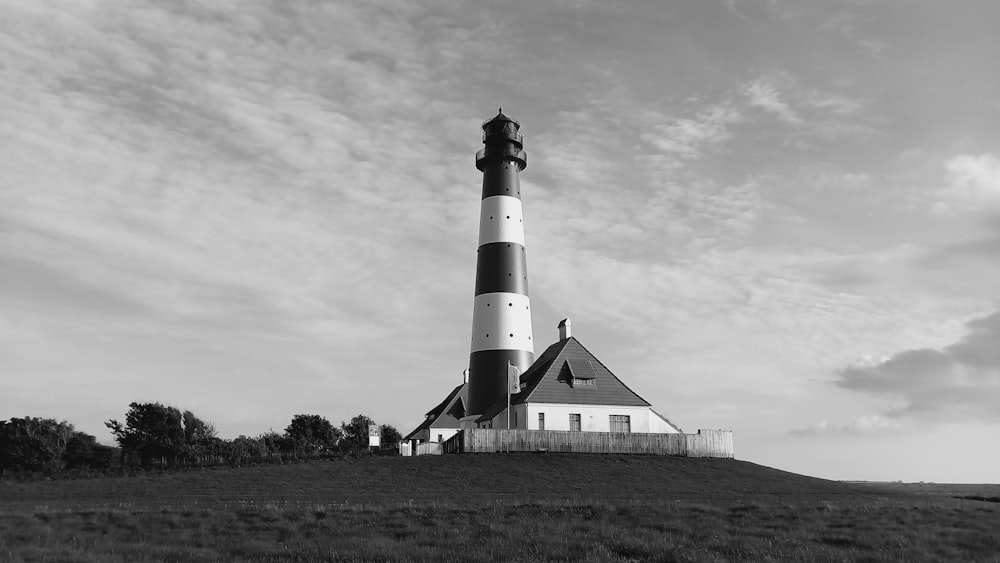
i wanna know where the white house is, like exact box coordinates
[405,319,681,447]
[475,320,681,434]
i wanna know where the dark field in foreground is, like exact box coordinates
[2,454,999,562]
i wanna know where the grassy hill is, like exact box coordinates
[2,454,998,562]
[2,454,880,508]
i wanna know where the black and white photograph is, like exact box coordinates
[2,1,999,560]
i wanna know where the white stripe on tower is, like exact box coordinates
[478,196,526,247]
[470,293,533,353]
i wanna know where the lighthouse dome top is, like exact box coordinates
[476,109,527,171]
[481,107,521,130]
[480,108,524,154]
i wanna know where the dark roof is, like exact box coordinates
[404,383,466,440]
[476,337,651,422]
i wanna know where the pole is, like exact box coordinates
[507,362,512,430]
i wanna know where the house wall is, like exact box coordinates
[427,427,461,443]
[649,410,681,433]
[475,402,526,430]
[433,428,461,443]
[484,403,680,433]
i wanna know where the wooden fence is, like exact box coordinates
[415,442,444,456]
[442,429,733,458]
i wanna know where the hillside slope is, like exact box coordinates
[1,454,895,510]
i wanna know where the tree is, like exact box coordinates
[379,424,402,449]
[0,417,76,473]
[227,435,265,465]
[180,410,219,462]
[258,431,290,456]
[182,410,217,445]
[62,432,116,471]
[106,402,186,467]
[284,414,341,456]
[340,414,376,447]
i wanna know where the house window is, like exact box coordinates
[610,415,631,433]
[437,434,443,442]
[538,413,545,430]
[569,413,581,432]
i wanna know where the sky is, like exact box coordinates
[2,0,998,483]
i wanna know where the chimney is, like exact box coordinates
[558,318,572,340]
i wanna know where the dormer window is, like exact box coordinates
[560,359,597,388]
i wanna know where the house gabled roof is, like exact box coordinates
[476,336,651,422]
[403,383,467,441]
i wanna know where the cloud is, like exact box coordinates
[789,414,901,438]
[934,153,1000,214]
[742,76,801,124]
[735,72,873,146]
[833,311,1000,422]
[638,101,743,170]
[797,223,1000,305]
[0,253,148,316]
[818,6,888,58]
[723,0,751,22]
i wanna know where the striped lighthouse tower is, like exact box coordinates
[466,109,534,420]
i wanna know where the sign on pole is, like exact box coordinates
[507,362,520,429]
[508,363,521,395]
[368,424,381,449]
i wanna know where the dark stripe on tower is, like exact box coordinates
[468,349,535,418]
[474,242,529,295]
[481,161,523,199]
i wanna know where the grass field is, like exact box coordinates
[2,454,999,562]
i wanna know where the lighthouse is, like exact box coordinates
[465,109,535,421]
[402,110,694,448]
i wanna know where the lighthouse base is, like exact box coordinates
[467,349,534,416]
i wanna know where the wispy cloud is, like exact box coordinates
[743,76,801,125]
[819,5,888,58]
[735,71,873,148]
[639,101,743,169]
[790,414,902,438]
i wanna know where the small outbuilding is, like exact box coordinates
[403,379,467,448]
